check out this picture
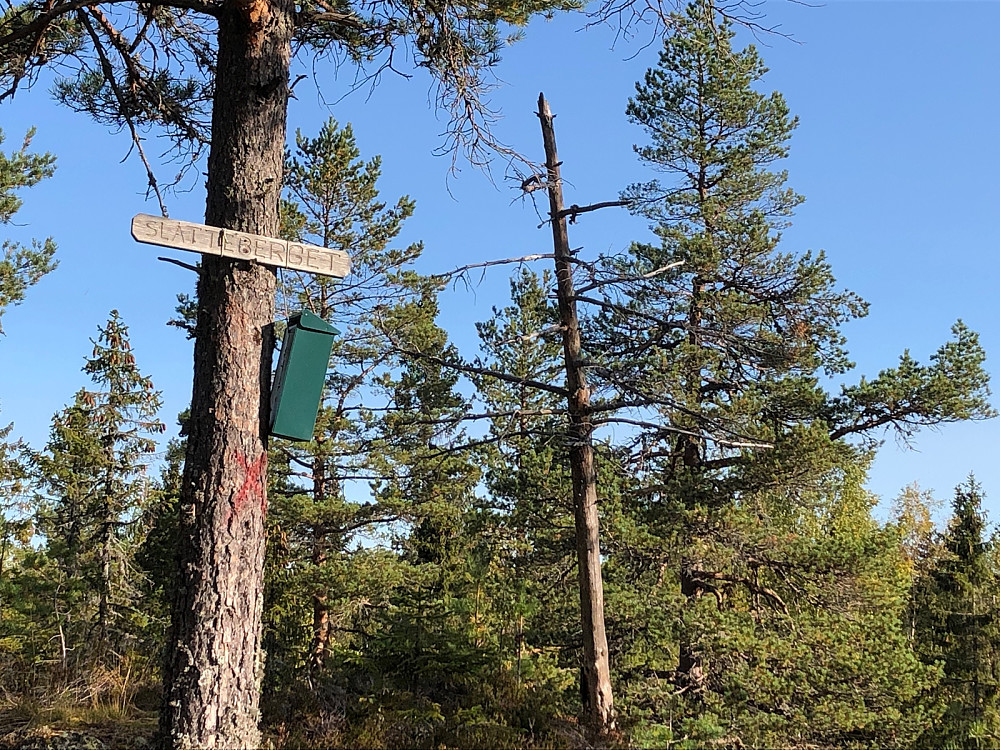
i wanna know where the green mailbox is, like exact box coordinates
[269,309,339,442]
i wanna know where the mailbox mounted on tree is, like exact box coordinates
[269,310,339,442]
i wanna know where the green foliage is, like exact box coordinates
[0,0,581,171]
[469,269,580,695]
[0,314,165,709]
[0,127,57,333]
[605,0,866,435]
[260,120,590,749]
[264,120,490,739]
[0,4,996,747]
[31,311,165,671]
[133,433,184,629]
[912,478,1000,749]
[53,69,208,145]
[830,322,995,444]
[264,118,430,692]
[573,2,996,746]
[0,5,82,100]
[608,458,938,748]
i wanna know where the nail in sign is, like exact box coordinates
[131,214,350,278]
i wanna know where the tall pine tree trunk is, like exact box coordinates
[160,0,293,745]
[674,145,710,698]
[537,92,616,737]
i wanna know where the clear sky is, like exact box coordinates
[1,0,997,517]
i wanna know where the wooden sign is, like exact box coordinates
[131,214,350,278]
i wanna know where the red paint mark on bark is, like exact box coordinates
[233,451,267,518]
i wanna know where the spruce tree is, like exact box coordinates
[34,310,164,666]
[914,478,1000,749]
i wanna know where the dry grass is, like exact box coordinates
[0,685,159,750]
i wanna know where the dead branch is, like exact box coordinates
[395,407,560,427]
[593,415,772,451]
[295,6,365,30]
[396,346,569,398]
[695,570,790,617]
[575,260,684,294]
[77,9,168,215]
[430,253,555,283]
[556,199,628,224]
[566,293,685,328]
[157,256,198,273]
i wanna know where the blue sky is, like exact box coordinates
[1,1,997,516]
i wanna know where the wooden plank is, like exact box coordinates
[131,213,351,278]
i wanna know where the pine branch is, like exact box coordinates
[0,0,219,53]
[396,345,569,398]
[593,415,772,450]
[77,9,168,215]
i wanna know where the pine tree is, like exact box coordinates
[0,127,57,332]
[472,268,581,708]
[284,292,486,747]
[1,0,583,739]
[579,0,993,742]
[262,117,429,690]
[913,478,1000,749]
[598,0,853,705]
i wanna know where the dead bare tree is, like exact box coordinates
[536,91,616,737]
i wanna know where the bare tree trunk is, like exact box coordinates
[309,454,330,673]
[159,0,293,746]
[536,92,616,738]
[98,455,115,654]
[98,515,112,650]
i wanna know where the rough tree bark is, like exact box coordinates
[159,0,293,746]
[536,92,616,737]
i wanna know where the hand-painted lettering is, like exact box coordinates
[230,450,267,524]
[132,214,349,278]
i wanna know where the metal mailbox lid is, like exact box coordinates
[290,308,339,336]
